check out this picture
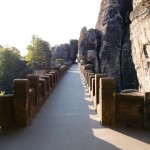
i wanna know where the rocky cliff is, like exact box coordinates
[78,0,140,92]
[95,0,123,91]
[78,27,101,73]
[130,0,150,93]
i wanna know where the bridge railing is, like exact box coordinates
[79,63,150,130]
[0,62,72,130]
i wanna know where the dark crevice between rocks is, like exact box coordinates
[119,0,139,91]
[119,0,133,21]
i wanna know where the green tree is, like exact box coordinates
[0,47,21,93]
[25,35,52,68]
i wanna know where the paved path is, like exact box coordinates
[0,65,150,150]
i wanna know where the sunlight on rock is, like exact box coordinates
[89,114,99,121]
[84,89,88,92]
[88,105,95,110]
[85,93,90,96]
[83,85,87,88]
[85,97,92,101]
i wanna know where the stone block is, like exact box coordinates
[144,92,150,130]
[51,71,58,83]
[39,79,46,102]
[42,76,51,96]
[28,88,36,120]
[0,95,15,130]
[27,74,39,109]
[91,78,95,98]
[48,72,56,85]
[38,83,44,108]
[87,72,94,88]
[89,75,95,94]
[116,93,144,129]
[13,79,29,127]
[100,77,115,91]
[99,78,115,126]
[46,74,54,88]
[94,74,106,110]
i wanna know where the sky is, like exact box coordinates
[0,0,101,56]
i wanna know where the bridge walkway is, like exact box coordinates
[0,64,150,150]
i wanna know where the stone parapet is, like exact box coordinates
[13,79,29,127]
[0,63,71,130]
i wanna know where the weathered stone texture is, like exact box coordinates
[99,77,115,125]
[133,0,150,8]
[93,0,139,91]
[95,0,123,91]
[116,93,144,128]
[118,0,138,89]
[53,43,71,62]
[69,39,78,63]
[78,27,101,73]
[130,2,150,93]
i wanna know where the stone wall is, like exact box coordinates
[130,0,150,93]
[79,65,150,130]
[0,63,72,130]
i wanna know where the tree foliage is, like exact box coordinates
[0,47,21,93]
[25,35,52,68]
[0,46,32,94]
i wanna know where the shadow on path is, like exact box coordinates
[0,65,149,150]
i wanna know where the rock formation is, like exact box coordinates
[69,39,78,64]
[130,0,150,93]
[53,43,71,62]
[78,27,101,73]
[81,0,138,92]
[95,0,123,91]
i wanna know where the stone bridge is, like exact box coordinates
[0,64,150,150]
[0,0,150,149]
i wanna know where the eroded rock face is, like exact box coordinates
[130,1,150,93]
[69,39,78,64]
[95,0,123,91]
[53,44,71,62]
[94,0,139,91]
[133,0,150,8]
[119,0,139,89]
[78,27,101,73]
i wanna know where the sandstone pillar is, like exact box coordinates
[13,79,29,127]
[99,77,115,125]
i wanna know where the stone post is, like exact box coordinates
[46,74,54,89]
[0,95,14,129]
[87,72,94,89]
[89,75,95,94]
[94,74,107,110]
[39,79,46,102]
[85,70,93,83]
[27,75,39,109]
[144,92,150,130]
[99,77,115,126]
[91,78,95,99]
[42,76,51,96]
[13,79,29,127]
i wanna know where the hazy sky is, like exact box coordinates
[0,0,101,55]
